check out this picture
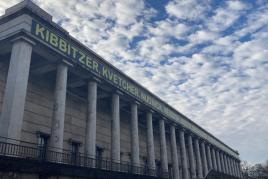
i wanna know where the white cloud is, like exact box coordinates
[227,1,249,11]
[234,5,268,38]
[0,0,20,15]
[206,2,247,32]
[148,20,189,39]
[165,0,210,21]
[114,0,144,25]
[189,30,219,43]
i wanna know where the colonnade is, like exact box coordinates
[0,37,243,179]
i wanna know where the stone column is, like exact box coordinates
[238,161,242,178]
[226,156,232,175]
[232,159,236,177]
[216,150,222,172]
[85,80,97,161]
[131,102,140,168]
[159,119,168,177]
[234,160,239,177]
[188,135,196,179]
[111,93,120,164]
[170,125,179,179]
[224,154,229,175]
[211,148,217,171]
[230,158,234,176]
[180,129,189,179]
[230,158,235,176]
[233,159,238,177]
[50,63,68,152]
[194,138,203,178]
[201,141,208,176]
[146,111,156,175]
[228,157,234,176]
[206,145,213,171]
[238,161,243,178]
[220,152,225,174]
[219,152,223,173]
[237,161,241,177]
[0,37,34,141]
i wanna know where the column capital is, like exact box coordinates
[179,127,186,133]
[131,100,140,106]
[146,109,155,115]
[112,89,124,96]
[161,116,167,121]
[200,139,206,144]
[169,121,178,128]
[159,118,166,128]
[194,136,200,142]
[170,124,176,132]
[187,132,195,137]
[195,135,204,141]
[211,145,216,151]
[88,76,102,83]
[225,153,231,158]
[184,128,194,136]
[213,146,220,152]
[11,36,36,46]
[219,150,224,154]
[207,143,214,148]
[177,125,187,132]
[213,147,220,152]
[61,59,74,67]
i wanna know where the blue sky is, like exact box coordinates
[1,0,268,164]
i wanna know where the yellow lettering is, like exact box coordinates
[59,38,67,53]
[113,74,118,84]
[108,70,113,81]
[102,67,108,78]
[71,47,78,59]
[50,33,58,47]
[122,80,127,90]
[117,76,122,87]
[35,24,45,39]
[93,61,99,73]
[45,30,49,42]
[86,56,92,69]
[78,51,86,64]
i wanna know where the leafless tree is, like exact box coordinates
[242,160,268,179]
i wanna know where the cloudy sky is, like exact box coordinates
[1,0,268,164]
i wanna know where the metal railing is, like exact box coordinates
[0,137,168,178]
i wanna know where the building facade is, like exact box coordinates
[0,1,242,179]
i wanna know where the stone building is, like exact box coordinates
[0,1,242,179]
